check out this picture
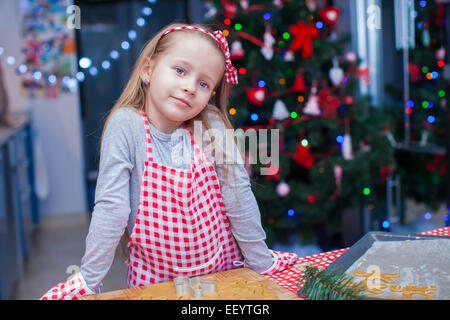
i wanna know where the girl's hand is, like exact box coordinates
[260,250,298,275]
[40,272,95,300]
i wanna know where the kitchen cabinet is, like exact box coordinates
[0,115,39,299]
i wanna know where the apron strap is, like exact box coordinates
[139,108,154,162]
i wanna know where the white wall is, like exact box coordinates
[0,0,88,215]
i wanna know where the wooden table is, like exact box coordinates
[80,268,301,300]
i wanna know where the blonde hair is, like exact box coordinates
[100,22,243,259]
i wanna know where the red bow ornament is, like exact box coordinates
[288,21,319,60]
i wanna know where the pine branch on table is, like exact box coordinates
[297,266,365,300]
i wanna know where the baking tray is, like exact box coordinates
[326,231,450,300]
[327,231,450,274]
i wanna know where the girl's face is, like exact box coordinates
[143,33,225,134]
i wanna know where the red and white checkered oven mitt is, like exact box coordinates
[40,272,95,300]
[260,250,298,275]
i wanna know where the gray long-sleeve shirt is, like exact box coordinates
[80,106,273,292]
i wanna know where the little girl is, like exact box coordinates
[40,23,297,300]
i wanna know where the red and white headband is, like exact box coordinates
[160,26,238,85]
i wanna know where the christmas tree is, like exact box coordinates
[205,0,395,248]
[385,0,447,211]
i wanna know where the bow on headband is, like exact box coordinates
[160,26,238,85]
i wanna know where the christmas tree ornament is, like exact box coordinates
[408,63,422,83]
[356,63,370,84]
[288,21,319,60]
[261,24,275,60]
[334,164,343,191]
[435,47,446,61]
[305,0,317,12]
[273,0,283,10]
[421,26,430,47]
[303,85,321,116]
[231,41,245,60]
[359,140,371,154]
[239,0,249,10]
[329,58,344,86]
[246,87,267,107]
[342,95,355,105]
[204,1,218,19]
[272,99,290,120]
[284,50,295,62]
[380,164,393,184]
[276,181,290,197]
[293,142,315,169]
[318,88,340,118]
[319,6,340,27]
[288,72,306,92]
[342,133,354,160]
[345,51,357,63]
[222,0,237,19]
[385,131,398,147]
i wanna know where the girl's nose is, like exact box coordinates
[182,78,196,94]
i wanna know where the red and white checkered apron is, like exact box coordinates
[125,110,243,287]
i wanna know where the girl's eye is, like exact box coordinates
[175,67,184,75]
[199,81,209,89]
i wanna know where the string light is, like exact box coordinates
[290,111,298,119]
[382,220,390,229]
[136,17,146,27]
[238,67,247,75]
[128,30,137,41]
[363,187,371,196]
[234,23,242,31]
[141,7,152,16]
[6,56,16,65]
[301,139,309,147]
[229,107,236,115]
[250,113,259,121]
[287,209,295,217]
[101,60,111,70]
[76,71,85,82]
[17,64,28,74]
[79,57,92,69]
[224,18,231,25]
[89,67,98,76]
[336,135,344,143]
[121,41,130,50]
[110,50,120,60]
